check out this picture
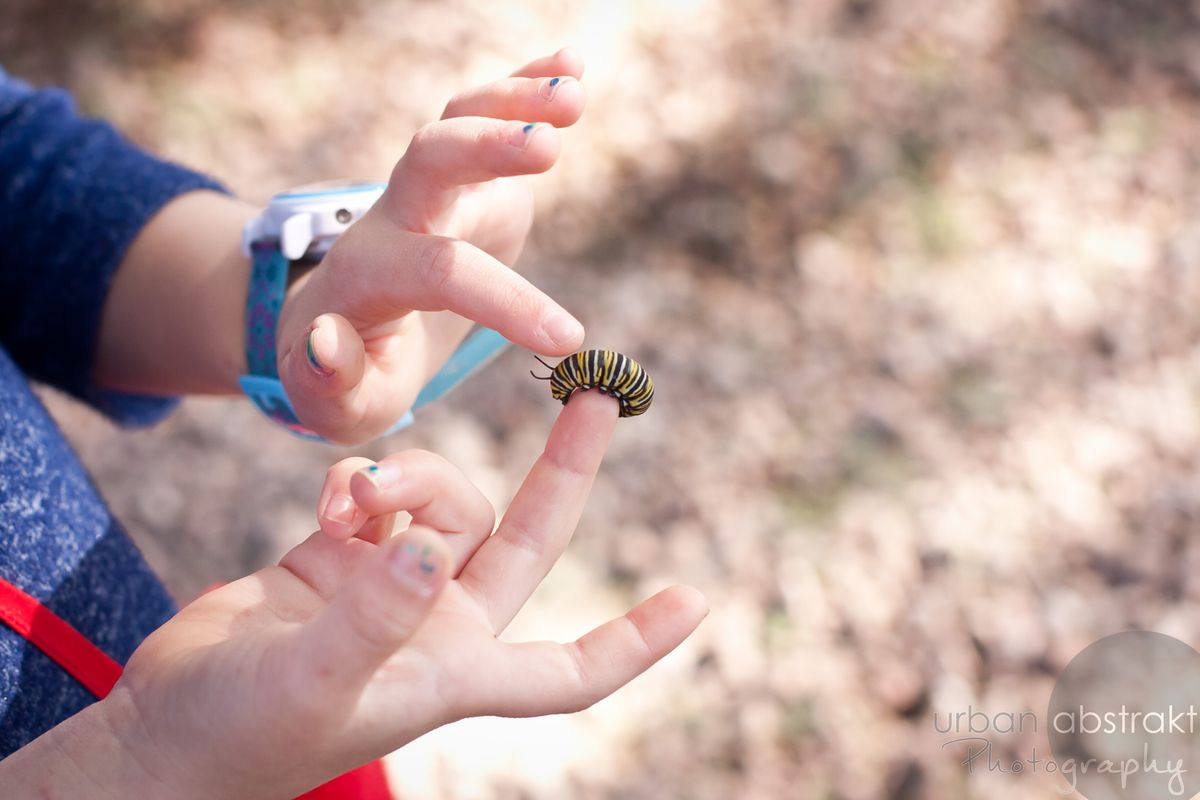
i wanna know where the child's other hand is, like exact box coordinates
[274,48,587,444]
[103,392,706,798]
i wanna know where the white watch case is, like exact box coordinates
[241,179,387,261]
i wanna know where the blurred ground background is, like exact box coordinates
[7,0,1200,797]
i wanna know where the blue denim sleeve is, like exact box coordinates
[0,68,228,426]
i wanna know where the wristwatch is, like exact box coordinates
[238,179,510,442]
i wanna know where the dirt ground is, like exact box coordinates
[9,0,1200,797]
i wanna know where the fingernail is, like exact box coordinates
[324,493,356,526]
[509,121,544,149]
[306,322,334,377]
[542,311,584,346]
[357,462,402,489]
[388,540,443,597]
[538,76,567,101]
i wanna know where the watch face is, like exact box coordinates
[275,179,386,200]
[261,179,388,261]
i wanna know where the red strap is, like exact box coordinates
[0,575,122,699]
[0,575,395,799]
[297,761,392,800]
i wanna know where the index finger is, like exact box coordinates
[325,222,584,355]
[456,389,619,633]
[509,47,585,80]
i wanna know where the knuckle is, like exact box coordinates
[562,646,596,713]
[402,448,443,467]
[496,278,536,322]
[401,449,453,479]
[409,121,440,154]
[542,443,593,482]
[471,121,493,148]
[420,237,460,293]
[397,123,440,178]
[505,79,527,105]
[498,519,544,558]
[326,459,356,480]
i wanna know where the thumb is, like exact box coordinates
[295,526,451,690]
[278,312,369,441]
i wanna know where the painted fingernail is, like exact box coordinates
[306,323,334,377]
[542,311,584,346]
[324,493,356,526]
[538,76,567,101]
[357,462,402,489]
[388,540,443,596]
[509,121,544,149]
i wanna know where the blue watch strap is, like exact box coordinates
[413,327,510,408]
[245,241,288,378]
[239,374,414,442]
[240,239,509,441]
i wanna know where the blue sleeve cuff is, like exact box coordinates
[84,390,182,428]
[0,72,227,427]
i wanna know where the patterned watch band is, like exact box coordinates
[240,238,510,441]
[245,240,288,378]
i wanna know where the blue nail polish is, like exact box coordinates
[540,77,567,102]
[512,122,543,148]
[306,326,334,377]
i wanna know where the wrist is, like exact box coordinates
[96,191,258,397]
[0,691,188,800]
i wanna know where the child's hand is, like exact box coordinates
[88,392,705,798]
[274,48,587,443]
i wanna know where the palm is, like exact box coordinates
[367,583,515,727]
[118,532,565,797]
[282,175,534,394]
[113,393,706,798]
[272,52,586,443]
[318,174,537,430]
[126,536,522,745]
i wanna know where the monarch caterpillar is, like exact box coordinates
[531,350,655,418]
